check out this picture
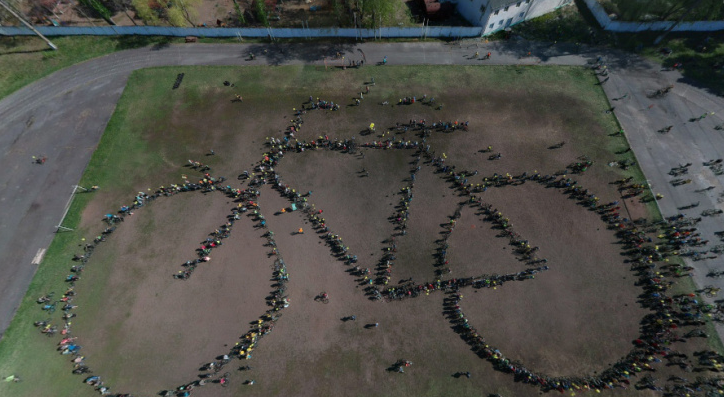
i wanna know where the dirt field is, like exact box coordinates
[6,65,721,397]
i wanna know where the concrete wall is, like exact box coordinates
[482,0,571,34]
[581,0,610,28]
[454,0,490,26]
[526,0,572,19]
[453,0,573,31]
[483,1,532,34]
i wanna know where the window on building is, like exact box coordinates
[525,0,530,3]
[494,10,499,15]
[516,1,521,6]
[504,6,509,11]
[519,12,524,18]
[499,20,503,26]
[505,17,513,26]
[489,23,494,29]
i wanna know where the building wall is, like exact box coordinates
[481,0,572,34]
[482,0,532,34]
[526,0,572,19]
[452,0,572,30]
[454,0,491,27]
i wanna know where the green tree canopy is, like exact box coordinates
[609,0,724,22]
[131,0,201,26]
[356,0,397,28]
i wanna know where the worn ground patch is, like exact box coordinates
[1,65,709,397]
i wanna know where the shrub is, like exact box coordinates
[79,0,112,21]
[254,0,268,27]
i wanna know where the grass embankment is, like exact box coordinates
[0,67,174,397]
[0,35,188,100]
[513,0,724,96]
[599,0,724,22]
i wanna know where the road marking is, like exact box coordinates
[31,248,46,265]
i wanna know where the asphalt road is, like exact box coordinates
[0,40,722,339]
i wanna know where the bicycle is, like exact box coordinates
[41,302,56,314]
[219,372,230,387]
[39,322,57,336]
[36,292,54,304]
[702,209,723,217]
[701,286,721,297]
[314,292,329,304]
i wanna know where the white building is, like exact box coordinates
[453,0,573,34]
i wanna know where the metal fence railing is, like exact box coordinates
[3,1,720,38]
[0,25,485,38]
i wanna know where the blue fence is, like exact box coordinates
[0,25,484,38]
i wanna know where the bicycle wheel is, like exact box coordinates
[321,298,329,304]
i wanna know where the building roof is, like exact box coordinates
[488,0,520,10]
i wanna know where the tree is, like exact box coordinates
[686,0,724,20]
[131,0,201,26]
[654,0,706,44]
[104,0,138,25]
[78,0,113,22]
[356,0,396,28]
[613,0,724,22]
[658,1,688,20]
[171,0,201,26]
[131,0,158,24]
[253,0,268,27]
[24,0,57,21]
[232,0,246,26]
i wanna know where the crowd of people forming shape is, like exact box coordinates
[30,81,724,397]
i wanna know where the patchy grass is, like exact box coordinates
[0,35,185,100]
[638,32,724,96]
[0,178,97,397]
[513,0,613,46]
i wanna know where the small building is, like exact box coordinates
[453,0,573,34]
[420,0,455,18]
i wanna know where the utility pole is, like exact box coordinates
[0,0,57,50]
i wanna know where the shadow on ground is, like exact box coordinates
[242,42,361,65]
